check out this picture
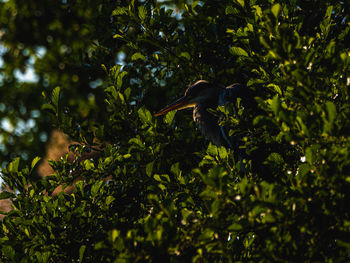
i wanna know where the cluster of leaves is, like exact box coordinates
[1,0,350,262]
[0,0,120,165]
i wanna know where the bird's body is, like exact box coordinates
[155,80,255,155]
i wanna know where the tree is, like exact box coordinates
[1,0,350,261]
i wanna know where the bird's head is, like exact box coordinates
[155,80,220,116]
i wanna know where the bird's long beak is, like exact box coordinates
[154,96,195,116]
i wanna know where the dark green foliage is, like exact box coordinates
[1,0,350,262]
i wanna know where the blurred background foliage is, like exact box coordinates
[1,0,350,262]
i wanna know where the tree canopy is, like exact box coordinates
[0,0,350,262]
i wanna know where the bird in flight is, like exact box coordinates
[155,80,256,156]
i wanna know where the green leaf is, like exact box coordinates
[170,162,180,176]
[326,101,336,124]
[298,163,311,177]
[24,228,30,237]
[112,7,128,16]
[211,200,221,216]
[325,5,333,20]
[31,156,41,170]
[271,3,281,18]
[118,92,125,104]
[207,143,218,156]
[162,174,170,183]
[41,103,56,112]
[229,46,249,57]
[225,6,240,15]
[153,174,161,182]
[138,6,147,21]
[111,229,119,242]
[0,191,15,199]
[218,146,228,159]
[101,64,107,73]
[253,5,262,18]
[79,245,86,262]
[105,196,115,206]
[37,251,51,263]
[138,107,153,124]
[199,228,214,240]
[110,63,122,77]
[267,83,282,96]
[8,157,20,173]
[237,177,249,194]
[129,137,144,148]
[105,86,118,101]
[181,208,191,222]
[158,184,166,191]
[180,52,191,60]
[113,34,124,39]
[91,181,103,197]
[2,246,15,260]
[29,188,35,198]
[117,71,128,88]
[124,87,132,100]
[271,95,280,116]
[123,153,131,159]
[164,111,176,126]
[296,116,309,137]
[305,147,313,165]
[337,239,350,251]
[84,159,95,170]
[228,223,243,231]
[131,52,146,61]
[153,174,170,183]
[51,86,60,109]
[146,161,154,177]
[236,0,244,8]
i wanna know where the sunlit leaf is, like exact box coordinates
[31,156,41,169]
[271,95,280,116]
[79,245,86,262]
[138,107,153,124]
[51,86,60,109]
[105,196,115,206]
[153,174,161,182]
[229,46,249,57]
[91,181,103,197]
[112,7,128,16]
[207,143,218,156]
[84,159,95,170]
[164,111,176,126]
[236,0,244,8]
[131,52,146,61]
[8,157,20,173]
[271,3,281,18]
[138,6,147,21]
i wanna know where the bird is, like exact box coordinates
[155,80,256,158]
